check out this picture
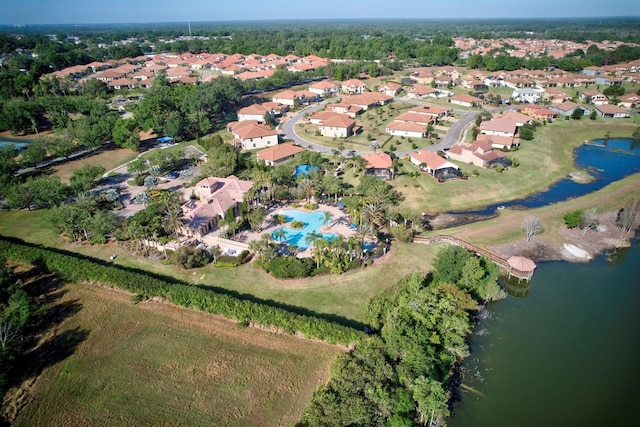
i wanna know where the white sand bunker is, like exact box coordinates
[563,243,592,260]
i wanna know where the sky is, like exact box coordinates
[1,0,639,25]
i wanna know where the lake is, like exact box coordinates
[450,240,640,427]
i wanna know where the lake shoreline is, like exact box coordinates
[487,210,633,263]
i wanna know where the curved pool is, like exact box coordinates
[271,209,336,250]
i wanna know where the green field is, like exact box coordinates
[11,271,339,426]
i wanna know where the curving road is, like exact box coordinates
[280,98,480,157]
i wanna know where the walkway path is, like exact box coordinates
[413,234,534,280]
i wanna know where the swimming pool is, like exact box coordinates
[271,209,336,249]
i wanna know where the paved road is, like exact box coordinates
[280,98,480,157]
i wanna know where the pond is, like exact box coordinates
[449,240,640,426]
[439,138,640,226]
[271,209,337,250]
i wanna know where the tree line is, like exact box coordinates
[0,237,365,345]
[299,245,504,426]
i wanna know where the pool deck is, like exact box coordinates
[234,203,357,258]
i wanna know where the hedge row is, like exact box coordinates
[0,237,364,346]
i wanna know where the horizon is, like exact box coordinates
[2,0,640,26]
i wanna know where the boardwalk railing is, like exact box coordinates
[413,235,534,281]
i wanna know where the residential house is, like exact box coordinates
[393,112,434,126]
[434,75,453,88]
[230,122,279,149]
[308,80,340,97]
[446,140,511,168]
[580,91,609,105]
[594,104,630,118]
[341,79,367,94]
[408,104,451,120]
[410,150,460,179]
[618,93,640,110]
[327,103,363,118]
[379,82,402,96]
[272,90,303,106]
[475,133,520,150]
[179,175,253,238]
[461,78,489,91]
[511,88,545,103]
[409,69,436,85]
[385,121,426,138]
[449,94,483,108]
[237,104,274,122]
[363,152,394,179]
[519,104,559,121]
[257,142,304,166]
[342,92,392,111]
[544,88,573,104]
[549,100,589,116]
[318,114,357,138]
[407,85,441,99]
[479,118,518,138]
[484,75,506,88]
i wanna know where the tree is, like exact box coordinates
[617,199,640,233]
[162,207,185,238]
[571,108,584,120]
[172,246,209,269]
[18,140,47,167]
[273,228,288,244]
[246,207,267,232]
[579,207,599,234]
[521,216,543,242]
[322,211,333,227]
[112,117,140,150]
[589,110,598,120]
[69,164,105,193]
[518,123,534,140]
[563,209,582,228]
[143,175,159,191]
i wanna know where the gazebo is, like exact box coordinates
[507,256,537,281]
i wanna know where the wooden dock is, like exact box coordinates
[413,235,535,281]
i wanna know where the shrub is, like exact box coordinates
[172,246,210,269]
[290,220,305,229]
[261,256,314,278]
[564,209,583,228]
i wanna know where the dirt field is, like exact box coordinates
[5,267,339,426]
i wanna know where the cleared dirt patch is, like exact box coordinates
[9,276,339,426]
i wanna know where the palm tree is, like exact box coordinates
[362,202,386,231]
[273,227,288,244]
[299,177,316,202]
[103,188,120,208]
[355,223,374,249]
[305,230,320,249]
[347,237,361,261]
[322,211,334,227]
[162,207,185,238]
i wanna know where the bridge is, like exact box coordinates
[413,235,535,281]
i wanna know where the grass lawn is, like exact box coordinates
[11,270,338,426]
[50,145,138,183]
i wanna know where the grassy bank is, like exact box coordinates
[11,271,338,426]
[391,118,637,214]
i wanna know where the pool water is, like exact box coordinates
[271,209,336,250]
